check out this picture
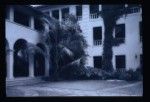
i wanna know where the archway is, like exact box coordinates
[34,43,45,76]
[13,39,29,77]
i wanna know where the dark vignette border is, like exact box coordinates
[0,0,144,102]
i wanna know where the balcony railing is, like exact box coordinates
[125,7,141,14]
[116,68,126,73]
[77,16,82,21]
[90,13,99,19]
[94,40,102,45]
[113,38,125,46]
[90,7,141,20]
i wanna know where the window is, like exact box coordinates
[140,21,142,41]
[76,5,82,20]
[14,9,29,26]
[116,55,126,69]
[93,27,102,45]
[115,24,125,39]
[94,56,102,69]
[34,18,43,31]
[90,5,99,19]
[62,8,69,20]
[90,5,99,14]
[76,5,82,16]
[52,10,59,20]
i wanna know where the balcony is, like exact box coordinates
[77,16,82,21]
[94,40,102,46]
[125,7,141,14]
[113,38,125,46]
[116,68,126,73]
[90,13,99,19]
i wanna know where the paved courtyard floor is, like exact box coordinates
[6,80,143,96]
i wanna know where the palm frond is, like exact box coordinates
[26,43,46,57]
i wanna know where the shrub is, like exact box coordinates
[82,66,112,80]
[110,68,143,81]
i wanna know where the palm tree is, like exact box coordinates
[17,42,46,62]
[41,14,88,80]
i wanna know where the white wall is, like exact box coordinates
[5,20,42,50]
[112,13,142,70]
[37,5,143,70]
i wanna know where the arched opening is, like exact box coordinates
[34,43,45,76]
[13,39,29,77]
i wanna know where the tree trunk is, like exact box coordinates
[102,17,116,72]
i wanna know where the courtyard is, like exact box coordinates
[6,80,143,96]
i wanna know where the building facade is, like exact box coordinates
[5,5,51,84]
[36,5,143,71]
[5,5,143,85]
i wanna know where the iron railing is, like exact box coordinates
[94,40,102,45]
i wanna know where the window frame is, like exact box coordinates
[14,9,30,27]
[115,55,126,69]
[89,5,99,14]
[34,17,44,31]
[61,7,69,20]
[52,9,59,20]
[115,24,125,39]
[93,26,102,45]
[76,5,82,17]
[93,56,102,69]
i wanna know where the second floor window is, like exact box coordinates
[90,5,99,19]
[90,5,99,14]
[62,8,69,20]
[34,18,43,31]
[14,9,29,27]
[52,10,59,20]
[76,5,82,20]
[115,24,125,39]
[93,27,102,45]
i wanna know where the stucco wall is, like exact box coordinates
[13,5,143,71]
[6,20,42,50]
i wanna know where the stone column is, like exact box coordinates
[29,54,34,77]
[9,6,14,22]
[59,9,62,22]
[82,5,90,22]
[99,5,102,11]
[45,55,49,77]
[69,5,76,15]
[30,16,34,29]
[45,47,50,77]
[7,49,14,80]
[49,10,52,17]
